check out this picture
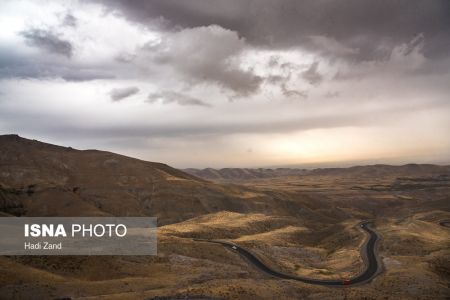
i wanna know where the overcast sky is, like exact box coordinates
[0,0,449,168]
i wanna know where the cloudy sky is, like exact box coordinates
[0,0,449,168]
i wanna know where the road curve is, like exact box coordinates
[194,221,381,286]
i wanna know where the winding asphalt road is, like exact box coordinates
[194,221,381,286]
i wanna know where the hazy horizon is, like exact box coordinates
[1,0,449,168]
[3,133,450,169]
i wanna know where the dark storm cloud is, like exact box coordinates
[20,29,73,58]
[110,86,140,101]
[301,62,323,86]
[0,48,114,81]
[61,71,115,82]
[281,85,308,99]
[62,13,78,27]
[90,0,450,61]
[115,52,136,63]
[147,91,210,107]
[143,25,262,96]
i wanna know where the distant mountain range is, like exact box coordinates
[184,164,450,181]
[183,167,309,181]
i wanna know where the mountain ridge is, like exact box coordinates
[184,164,450,181]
